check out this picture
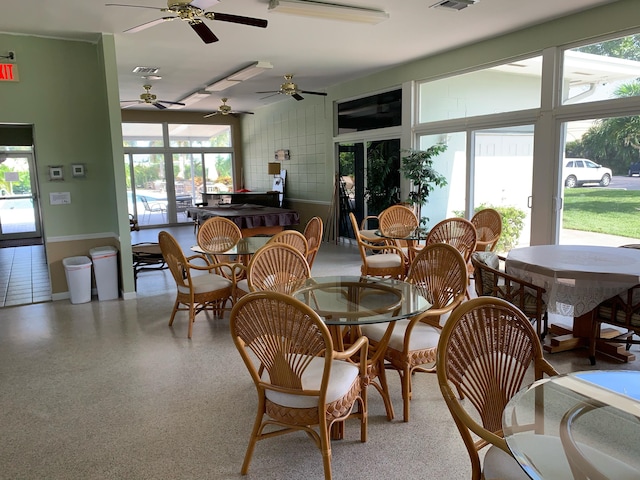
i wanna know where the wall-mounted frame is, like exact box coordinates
[48,165,64,181]
[71,163,86,178]
[274,149,290,161]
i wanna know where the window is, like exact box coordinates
[417,55,542,124]
[562,33,640,106]
[123,122,236,227]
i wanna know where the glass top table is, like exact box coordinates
[503,370,640,479]
[293,275,431,325]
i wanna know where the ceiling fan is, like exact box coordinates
[106,0,268,44]
[203,98,254,117]
[257,74,328,101]
[120,84,185,109]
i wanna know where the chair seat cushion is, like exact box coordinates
[485,434,640,479]
[366,253,403,269]
[236,278,249,294]
[263,357,359,409]
[177,273,232,295]
[361,319,440,353]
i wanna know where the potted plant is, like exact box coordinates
[400,144,448,226]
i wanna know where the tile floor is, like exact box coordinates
[0,245,51,307]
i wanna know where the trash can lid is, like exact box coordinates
[63,256,92,269]
[89,246,118,259]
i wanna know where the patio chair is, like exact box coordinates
[470,251,548,339]
[378,204,420,261]
[230,291,368,480]
[360,243,468,422]
[140,196,166,223]
[437,297,558,480]
[268,229,309,258]
[235,242,311,298]
[303,216,323,269]
[470,208,502,253]
[158,231,234,339]
[349,212,405,279]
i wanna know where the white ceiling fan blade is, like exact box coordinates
[189,0,220,9]
[125,17,176,33]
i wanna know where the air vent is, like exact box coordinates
[430,0,478,11]
[132,66,160,74]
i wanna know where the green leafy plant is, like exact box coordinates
[454,204,526,253]
[400,145,448,224]
[365,142,401,215]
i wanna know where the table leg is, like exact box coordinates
[543,312,636,363]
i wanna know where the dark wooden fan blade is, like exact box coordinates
[190,21,219,43]
[153,103,167,110]
[256,91,279,94]
[292,93,304,101]
[105,3,163,10]
[208,12,268,28]
[259,93,280,100]
[158,100,186,106]
[300,90,328,96]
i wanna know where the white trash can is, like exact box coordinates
[90,246,119,301]
[63,256,92,304]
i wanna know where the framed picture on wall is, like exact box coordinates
[48,166,64,181]
[71,163,86,178]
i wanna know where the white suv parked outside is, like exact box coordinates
[563,158,612,188]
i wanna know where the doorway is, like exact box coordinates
[0,152,43,246]
[338,139,400,239]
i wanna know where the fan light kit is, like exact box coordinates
[203,98,254,117]
[257,74,328,101]
[106,0,268,44]
[205,61,273,92]
[268,0,389,25]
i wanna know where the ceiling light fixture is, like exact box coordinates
[268,0,389,25]
[170,90,211,109]
[429,0,478,11]
[205,61,273,92]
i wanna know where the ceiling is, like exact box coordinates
[0,0,619,115]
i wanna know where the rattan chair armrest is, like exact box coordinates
[334,335,369,376]
[363,243,404,255]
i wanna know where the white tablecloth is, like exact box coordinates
[506,245,640,317]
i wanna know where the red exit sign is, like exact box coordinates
[0,63,18,81]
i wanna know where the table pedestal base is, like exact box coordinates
[543,314,636,364]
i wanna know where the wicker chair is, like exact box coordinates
[303,216,324,269]
[268,229,309,258]
[355,214,385,246]
[158,231,234,339]
[378,204,420,260]
[230,291,368,480]
[197,216,242,252]
[470,251,548,339]
[360,243,468,422]
[591,283,640,365]
[425,217,477,264]
[349,212,405,279]
[470,208,502,253]
[235,243,311,298]
[437,297,558,480]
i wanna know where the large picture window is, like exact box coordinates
[123,123,235,227]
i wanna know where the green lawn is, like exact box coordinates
[563,188,640,238]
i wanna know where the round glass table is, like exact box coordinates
[293,275,431,327]
[503,370,640,479]
[294,275,431,433]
